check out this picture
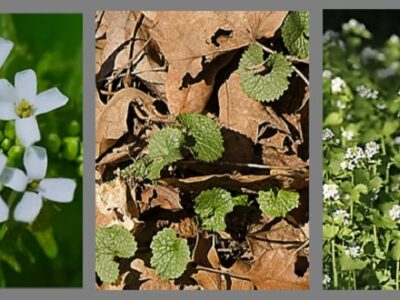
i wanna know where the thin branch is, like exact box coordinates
[196,265,251,282]
[256,41,309,86]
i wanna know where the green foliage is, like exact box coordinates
[150,228,190,280]
[194,188,235,232]
[282,11,310,59]
[323,18,400,290]
[257,189,300,218]
[96,226,137,284]
[239,44,292,102]
[127,113,224,180]
[177,113,224,162]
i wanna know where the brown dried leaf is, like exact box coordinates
[161,171,308,193]
[96,88,153,158]
[145,11,288,115]
[170,217,198,239]
[249,248,309,290]
[131,259,180,290]
[228,260,254,290]
[248,219,305,258]
[261,146,308,170]
[139,184,182,213]
[218,71,270,143]
[95,179,135,230]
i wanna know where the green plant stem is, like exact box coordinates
[396,260,399,291]
[352,270,357,290]
[331,239,338,289]
[7,191,18,207]
[380,135,386,156]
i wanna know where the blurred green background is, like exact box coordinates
[324,10,400,45]
[0,14,82,287]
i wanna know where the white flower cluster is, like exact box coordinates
[361,47,385,63]
[390,34,400,44]
[340,142,380,171]
[323,183,340,201]
[345,245,361,258]
[377,62,399,79]
[341,130,354,141]
[356,85,379,100]
[323,128,334,141]
[0,37,76,224]
[323,70,333,79]
[389,204,400,221]
[323,274,331,286]
[342,19,366,33]
[331,77,346,94]
[323,30,339,44]
[333,209,350,225]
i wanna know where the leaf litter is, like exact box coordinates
[95,10,309,290]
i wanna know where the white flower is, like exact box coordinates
[0,154,10,222]
[376,103,387,110]
[342,19,366,32]
[364,141,379,159]
[331,77,346,93]
[361,47,385,63]
[356,85,379,100]
[0,37,13,69]
[345,245,361,258]
[345,146,365,161]
[340,160,354,171]
[390,34,400,43]
[2,146,77,223]
[333,209,350,225]
[377,62,399,79]
[323,183,340,201]
[323,274,331,286]
[342,130,354,141]
[393,136,400,145]
[336,101,346,110]
[323,30,339,44]
[389,204,400,221]
[323,128,334,141]
[0,69,68,147]
[323,70,333,79]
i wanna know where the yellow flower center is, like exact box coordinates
[16,99,34,118]
[28,180,40,191]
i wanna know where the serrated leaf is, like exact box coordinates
[96,226,137,283]
[96,254,119,284]
[194,188,234,232]
[177,113,224,162]
[232,194,249,207]
[147,127,185,179]
[257,189,300,217]
[282,11,309,58]
[239,44,292,102]
[150,228,190,280]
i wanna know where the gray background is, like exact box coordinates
[0,0,399,299]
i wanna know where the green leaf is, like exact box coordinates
[194,188,235,232]
[150,228,190,280]
[282,11,309,58]
[177,113,224,162]
[147,127,185,179]
[239,44,292,102]
[232,194,249,207]
[339,255,368,271]
[96,226,137,283]
[257,189,300,218]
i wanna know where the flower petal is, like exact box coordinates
[33,88,68,116]
[0,153,6,174]
[15,69,37,103]
[0,101,17,120]
[15,117,41,147]
[24,146,47,180]
[13,192,42,223]
[39,178,76,203]
[0,37,13,69]
[0,195,9,223]
[0,167,28,192]
[0,79,18,103]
